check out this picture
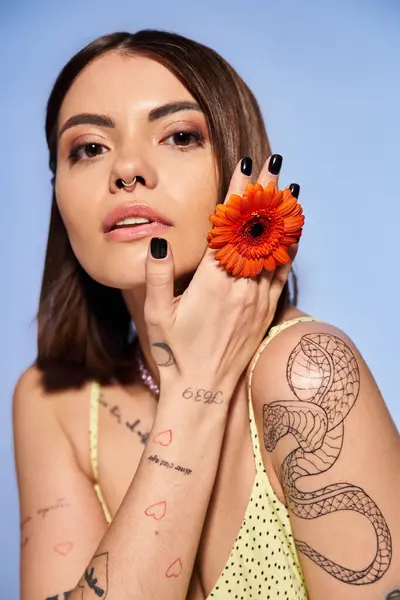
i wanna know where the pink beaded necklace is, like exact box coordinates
[136,346,160,397]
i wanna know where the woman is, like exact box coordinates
[13,30,400,600]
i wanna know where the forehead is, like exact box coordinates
[59,52,194,122]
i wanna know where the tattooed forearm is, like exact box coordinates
[78,552,109,598]
[21,499,72,551]
[182,387,223,405]
[148,453,192,475]
[263,333,392,585]
[45,591,73,600]
[152,341,175,367]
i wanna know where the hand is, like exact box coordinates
[144,155,298,398]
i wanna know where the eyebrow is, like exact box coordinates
[58,101,202,139]
[148,101,202,121]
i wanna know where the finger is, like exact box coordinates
[257,153,283,189]
[269,243,298,306]
[144,237,174,341]
[288,182,300,199]
[256,182,300,288]
[203,156,254,263]
[222,156,254,204]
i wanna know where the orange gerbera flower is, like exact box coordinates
[207,181,304,278]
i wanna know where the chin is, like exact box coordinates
[75,240,201,291]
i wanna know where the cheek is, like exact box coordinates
[55,176,100,260]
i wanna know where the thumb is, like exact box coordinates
[144,237,175,342]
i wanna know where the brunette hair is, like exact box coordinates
[37,29,298,390]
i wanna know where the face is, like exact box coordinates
[56,52,218,289]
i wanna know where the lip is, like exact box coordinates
[105,221,171,242]
[102,203,173,235]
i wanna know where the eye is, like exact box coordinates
[164,130,204,148]
[69,142,108,163]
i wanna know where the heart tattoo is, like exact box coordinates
[152,430,173,447]
[144,500,167,521]
[166,558,183,578]
[53,541,74,556]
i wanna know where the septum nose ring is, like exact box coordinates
[117,176,137,189]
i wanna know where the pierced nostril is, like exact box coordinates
[116,175,145,189]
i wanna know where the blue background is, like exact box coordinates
[1,0,399,597]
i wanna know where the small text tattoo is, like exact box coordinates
[45,591,73,600]
[21,516,32,530]
[78,552,109,598]
[21,536,29,549]
[148,454,192,475]
[152,342,175,367]
[152,429,173,446]
[38,497,70,518]
[21,516,31,548]
[99,393,150,445]
[166,558,183,578]
[182,387,223,405]
[144,500,167,521]
[21,499,71,551]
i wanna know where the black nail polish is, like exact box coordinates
[289,183,300,199]
[241,156,253,176]
[268,154,283,175]
[150,237,168,259]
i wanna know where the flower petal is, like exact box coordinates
[275,195,299,217]
[273,247,291,264]
[226,194,242,210]
[215,244,235,261]
[284,216,305,233]
[264,255,276,271]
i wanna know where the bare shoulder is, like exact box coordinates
[13,364,59,442]
[250,318,400,598]
[14,364,94,473]
[251,317,377,405]
[13,364,90,414]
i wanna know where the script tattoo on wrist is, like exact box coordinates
[152,342,175,367]
[148,453,192,475]
[78,552,109,598]
[182,387,223,405]
[263,332,392,585]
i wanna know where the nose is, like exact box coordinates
[110,148,157,193]
[115,176,146,191]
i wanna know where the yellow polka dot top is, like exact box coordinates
[90,317,315,599]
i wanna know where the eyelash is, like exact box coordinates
[68,129,205,164]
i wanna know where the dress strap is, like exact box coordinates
[89,381,112,525]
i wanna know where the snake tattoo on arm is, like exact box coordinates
[263,333,392,585]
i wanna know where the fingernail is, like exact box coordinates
[150,237,168,259]
[241,156,253,176]
[268,154,283,175]
[289,183,300,199]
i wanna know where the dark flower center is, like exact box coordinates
[241,214,271,246]
[249,222,265,238]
